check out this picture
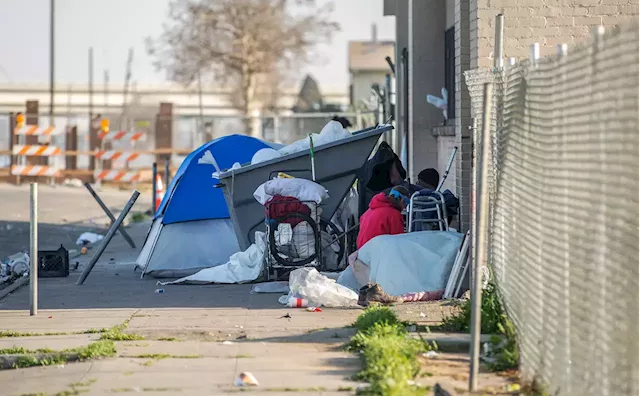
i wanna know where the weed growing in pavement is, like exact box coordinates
[129,212,149,223]
[133,353,202,360]
[441,281,519,372]
[348,307,433,396]
[99,320,144,341]
[352,306,402,332]
[0,346,55,354]
[8,340,117,369]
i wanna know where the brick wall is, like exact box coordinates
[472,0,639,67]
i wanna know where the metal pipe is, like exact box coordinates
[530,43,540,67]
[469,83,493,392]
[437,146,458,192]
[76,190,140,285]
[385,56,395,75]
[164,158,170,187]
[84,182,136,249]
[152,162,158,213]
[402,47,410,179]
[49,0,55,120]
[494,14,504,70]
[29,183,38,316]
[89,48,93,126]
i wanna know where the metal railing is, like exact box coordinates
[466,23,639,395]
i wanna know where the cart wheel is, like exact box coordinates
[268,212,320,267]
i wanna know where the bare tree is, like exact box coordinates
[147,0,339,136]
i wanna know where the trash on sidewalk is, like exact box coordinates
[234,372,259,387]
[286,297,308,308]
[1,252,30,283]
[63,178,84,188]
[154,288,165,294]
[221,340,235,345]
[423,351,438,359]
[76,232,104,246]
[250,281,290,294]
[282,268,358,308]
[306,307,322,312]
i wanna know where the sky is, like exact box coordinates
[0,0,395,92]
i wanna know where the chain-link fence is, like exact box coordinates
[465,23,638,395]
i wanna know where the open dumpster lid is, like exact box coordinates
[218,125,393,250]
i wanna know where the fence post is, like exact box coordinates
[469,83,493,392]
[494,14,504,70]
[164,158,170,187]
[29,183,38,316]
[152,162,158,213]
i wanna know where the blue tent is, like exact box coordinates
[156,134,273,224]
[137,135,280,278]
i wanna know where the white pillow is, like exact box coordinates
[254,178,329,205]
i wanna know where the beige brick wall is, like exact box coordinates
[472,0,639,67]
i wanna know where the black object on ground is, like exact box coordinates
[38,245,70,278]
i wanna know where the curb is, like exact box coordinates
[0,277,28,300]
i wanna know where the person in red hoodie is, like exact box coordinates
[356,186,410,249]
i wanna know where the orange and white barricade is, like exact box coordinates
[94,170,141,183]
[13,125,61,136]
[95,150,140,162]
[13,144,62,156]
[155,174,165,210]
[98,130,145,142]
[12,165,61,177]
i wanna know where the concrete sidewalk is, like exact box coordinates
[0,212,364,395]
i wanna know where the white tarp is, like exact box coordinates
[160,232,266,285]
[337,231,463,296]
[250,121,352,165]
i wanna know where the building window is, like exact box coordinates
[444,27,455,120]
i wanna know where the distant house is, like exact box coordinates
[348,25,395,109]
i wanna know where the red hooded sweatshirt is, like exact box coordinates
[356,192,405,249]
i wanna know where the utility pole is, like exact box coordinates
[121,47,134,130]
[89,48,93,122]
[49,0,55,121]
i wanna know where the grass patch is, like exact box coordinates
[111,388,179,393]
[99,321,144,341]
[229,354,252,359]
[157,337,179,341]
[8,340,117,369]
[69,379,98,388]
[0,346,55,354]
[348,307,434,396]
[129,212,149,223]
[441,281,519,372]
[0,330,67,338]
[352,306,401,332]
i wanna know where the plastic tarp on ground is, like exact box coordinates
[337,231,463,296]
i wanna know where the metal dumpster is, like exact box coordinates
[218,125,392,250]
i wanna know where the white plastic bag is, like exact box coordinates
[251,148,281,165]
[76,232,104,246]
[253,178,329,205]
[285,268,358,308]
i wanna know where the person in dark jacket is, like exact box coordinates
[356,186,410,249]
[417,168,440,190]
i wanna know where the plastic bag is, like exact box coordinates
[251,148,281,165]
[286,268,358,308]
[254,178,329,206]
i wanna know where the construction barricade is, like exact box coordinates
[12,122,63,179]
